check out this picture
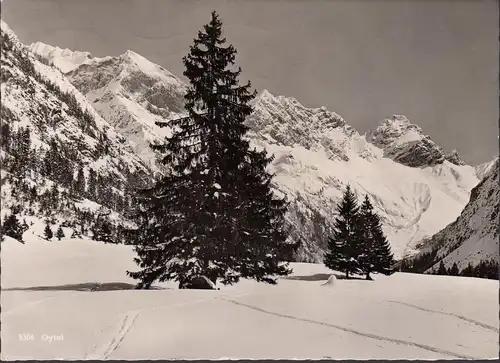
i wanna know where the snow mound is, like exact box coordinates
[322,274,337,286]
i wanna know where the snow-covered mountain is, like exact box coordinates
[30,41,187,171]
[27,39,489,263]
[28,41,95,73]
[1,21,154,232]
[414,158,499,271]
[366,115,467,167]
[247,93,481,260]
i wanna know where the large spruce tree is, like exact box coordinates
[324,185,362,278]
[358,195,395,279]
[128,11,295,289]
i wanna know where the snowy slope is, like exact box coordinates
[1,21,154,226]
[31,41,481,261]
[1,236,498,360]
[416,158,499,271]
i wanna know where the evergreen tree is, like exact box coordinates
[0,122,11,151]
[92,217,113,243]
[437,260,447,275]
[3,213,24,241]
[369,216,395,276]
[75,166,86,195]
[450,262,459,276]
[324,185,362,278]
[87,168,97,199]
[357,195,394,280]
[44,222,53,240]
[128,11,295,289]
[56,225,65,240]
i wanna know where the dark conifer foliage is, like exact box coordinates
[128,11,294,289]
[44,222,53,240]
[92,216,114,243]
[449,262,459,276]
[367,214,395,276]
[325,190,395,280]
[56,225,65,240]
[3,212,25,241]
[437,260,448,275]
[324,185,362,278]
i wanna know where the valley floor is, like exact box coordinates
[1,236,498,360]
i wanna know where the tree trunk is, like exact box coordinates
[365,271,373,281]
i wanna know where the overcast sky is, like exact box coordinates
[2,0,498,164]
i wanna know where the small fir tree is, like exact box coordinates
[450,262,459,276]
[56,225,65,240]
[75,166,86,195]
[3,213,24,241]
[437,260,447,275]
[44,222,53,240]
[92,218,113,243]
[324,185,362,278]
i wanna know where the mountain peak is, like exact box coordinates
[247,90,368,162]
[366,115,448,167]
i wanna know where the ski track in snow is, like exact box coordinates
[388,300,499,333]
[87,291,252,360]
[220,298,476,359]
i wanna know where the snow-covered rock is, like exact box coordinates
[322,274,337,286]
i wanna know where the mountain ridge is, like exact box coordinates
[19,35,495,263]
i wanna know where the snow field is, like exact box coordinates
[1,236,498,360]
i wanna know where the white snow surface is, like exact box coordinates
[1,236,498,360]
